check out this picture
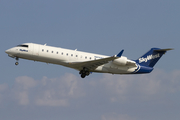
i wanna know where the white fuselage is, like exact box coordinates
[5,43,137,74]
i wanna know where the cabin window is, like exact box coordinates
[90,57,91,59]
[52,51,53,53]
[85,56,87,59]
[42,49,44,52]
[67,53,68,56]
[71,54,73,57]
[76,55,78,57]
[57,52,58,54]
[61,52,63,55]
[47,50,49,52]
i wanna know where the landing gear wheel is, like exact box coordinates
[79,67,90,78]
[79,70,83,74]
[81,74,86,78]
[85,71,90,76]
[15,62,19,65]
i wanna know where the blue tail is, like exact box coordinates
[134,48,172,74]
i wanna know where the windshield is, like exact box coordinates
[17,45,28,48]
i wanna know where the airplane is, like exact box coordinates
[5,43,172,78]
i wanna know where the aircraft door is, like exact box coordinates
[33,44,39,56]
[27,44,33,55]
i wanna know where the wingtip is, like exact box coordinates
[117,49,124,57]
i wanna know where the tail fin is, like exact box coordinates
[136,48,173,67]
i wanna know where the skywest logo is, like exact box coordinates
[20,49,28,52]
[139,54,160,63]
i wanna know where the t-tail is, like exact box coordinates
[134,48,173,74]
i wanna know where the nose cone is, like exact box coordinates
[5,49,11,54]
[5,48,17,58]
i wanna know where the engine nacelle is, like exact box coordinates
[112,57,127,66]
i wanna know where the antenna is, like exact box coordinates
[44,43,47,46]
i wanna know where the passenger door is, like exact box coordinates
[33,44,39,56]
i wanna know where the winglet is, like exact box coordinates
[117,49,124,57]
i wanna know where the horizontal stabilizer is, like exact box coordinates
[154,48,173,52]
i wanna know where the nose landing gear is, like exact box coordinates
[15,57,19,65]
[15,62,19,65]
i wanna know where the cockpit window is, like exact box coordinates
[17,45,29,48]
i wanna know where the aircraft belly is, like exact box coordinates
[102,65,137,74]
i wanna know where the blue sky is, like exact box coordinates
[0,0,180,120]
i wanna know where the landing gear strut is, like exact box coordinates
[79,67,90,78]
[15,57,19,65]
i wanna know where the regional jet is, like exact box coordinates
[5,43,172,78]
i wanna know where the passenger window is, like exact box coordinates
[42,49,44,52]
[57,52,58,54]
[90,57,91,59]
[62,52,63,55]
[47,50,48,52]
[52,51,53,53]
[71,54,73,56]
[67,53,68,56]
[76,55,78,57]
[85,56,87,59]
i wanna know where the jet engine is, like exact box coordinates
[112,57,127,66]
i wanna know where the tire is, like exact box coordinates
[15,62,19,65]
[81,74,86,78]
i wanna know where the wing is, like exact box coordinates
[67,50,124,71]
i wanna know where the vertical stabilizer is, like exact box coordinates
[136,48,173,67]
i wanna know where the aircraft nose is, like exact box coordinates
[5,49,11,54]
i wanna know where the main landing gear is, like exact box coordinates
[15,57,19,65]
[79,67,90,78]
